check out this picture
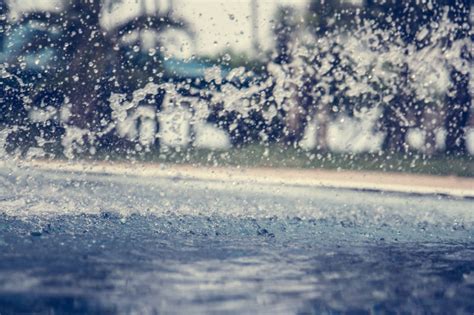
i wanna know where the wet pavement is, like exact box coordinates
[0,165,473,314]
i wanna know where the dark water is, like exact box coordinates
[0,166,473,314]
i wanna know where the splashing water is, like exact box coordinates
[0,2,473,314]
[0,7,471,159]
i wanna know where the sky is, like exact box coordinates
[103,0,309,57]
[8,0,309,57]
[170,0,308,56]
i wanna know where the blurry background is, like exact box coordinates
[0,0,472,175]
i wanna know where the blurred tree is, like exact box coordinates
[363,1,429,154]
[273,6,298,66]
[57,0,192,154]
[308,0,360,34]
[0,0,194,156]
[271,6,308,147]
[443,1,471,155]
[305,0,361,152]
[60,0,115,132]
[0,0,8,47]
[365,0,472,155]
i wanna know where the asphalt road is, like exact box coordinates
[0,164,473,314]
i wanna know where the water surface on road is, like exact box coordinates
[0,165,473,314]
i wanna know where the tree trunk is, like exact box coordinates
[445,69,471,155]
[313,104,329,152]
[381,62,413,154]
[444,1,471,155]
[381,104,410,154]
[422,105,443,156]
[283,83,306,146]
[62,1,114,131]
